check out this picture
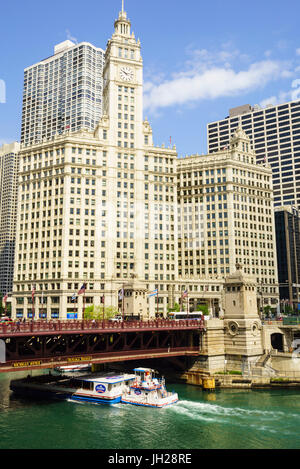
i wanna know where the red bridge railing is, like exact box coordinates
[0,319,204,336]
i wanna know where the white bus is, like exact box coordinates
[168,312,204,321]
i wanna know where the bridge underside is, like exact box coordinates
[0,329,201,373]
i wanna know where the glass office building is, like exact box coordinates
[207,100,300,209]
[0,143,19,296]
[21,40,105,146]
[275,206,300,309]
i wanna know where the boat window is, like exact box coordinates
[82,380,93,390]
[107,384,112,391]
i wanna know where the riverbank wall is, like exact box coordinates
[173,370,300,389]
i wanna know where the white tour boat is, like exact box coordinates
[10,368,178,408]
[121,367,178,408]
[10,372,136,405]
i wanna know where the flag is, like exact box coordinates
[71,293,77,302]
[3,293,8,304]
[148,289,158,297]
[32,285,36,301]
[78,284,86,295]
[118,288,124,300]
[101,295,105,304]
[182,290,188,298]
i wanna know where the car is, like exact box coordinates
[109,315,123,322]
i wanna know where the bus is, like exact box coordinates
[168,312,204,321]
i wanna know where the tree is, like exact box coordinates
[167,302,180,313]
[196,304,208,315]
[84,305,119,320]
[263,305,272,318]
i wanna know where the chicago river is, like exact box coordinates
[0,370,300,450]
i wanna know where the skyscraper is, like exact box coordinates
[275,206,300,309]
[0,142,20,297]
[21,40,105,146]
[12,6,178,320]
[177,128,279,311]
[207,100,300,209]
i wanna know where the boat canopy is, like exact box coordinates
[76,373,136,385]
[134,367,154,373]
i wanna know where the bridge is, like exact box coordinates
[0,319,205,373]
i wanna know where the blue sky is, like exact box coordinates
[0,0,300,156]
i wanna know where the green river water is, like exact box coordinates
[0,370,300,450]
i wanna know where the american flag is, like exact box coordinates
[32,285,36,301]
[119,288,124,300]
[182,290,188,298]
[78,284,86,295]
[3,293,8,304]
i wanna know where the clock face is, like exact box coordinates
[120,67,134,82]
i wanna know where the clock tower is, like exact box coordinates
[103,3,143,144]
[91,4,178,316]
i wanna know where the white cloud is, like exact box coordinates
[144,60,288,112]
[66,29,78,44]
[259,78,300,108]
[296,48,300,56]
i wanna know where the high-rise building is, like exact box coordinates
[177,128,279,310]
[275,206,300,310]
[0,142,20,297]
[21,40,105,146]
[207,100,300,209]
[12,6,178,320]
[12,6,280,320]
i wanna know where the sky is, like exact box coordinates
[1,0,300,156]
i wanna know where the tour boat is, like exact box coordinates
[121,367,178,408]
[10,372,137,405]
[10,368,178,408]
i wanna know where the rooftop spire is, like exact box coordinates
[114,0,131,36]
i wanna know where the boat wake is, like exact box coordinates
[166,400,299,434]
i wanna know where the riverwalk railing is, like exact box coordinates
[0,319,204,336]
[262,318,300,326]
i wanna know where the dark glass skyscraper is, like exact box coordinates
[275,206,300,310]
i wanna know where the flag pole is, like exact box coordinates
[32,285,35,320]
[82,283,86,318]
[122,283,125,321]
[157,289,159,318]
[41,291,44,319]
[4,294,7,316]
[102,294,105,322]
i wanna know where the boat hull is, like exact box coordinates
[121,394,178,408]
[10,381,121,405]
